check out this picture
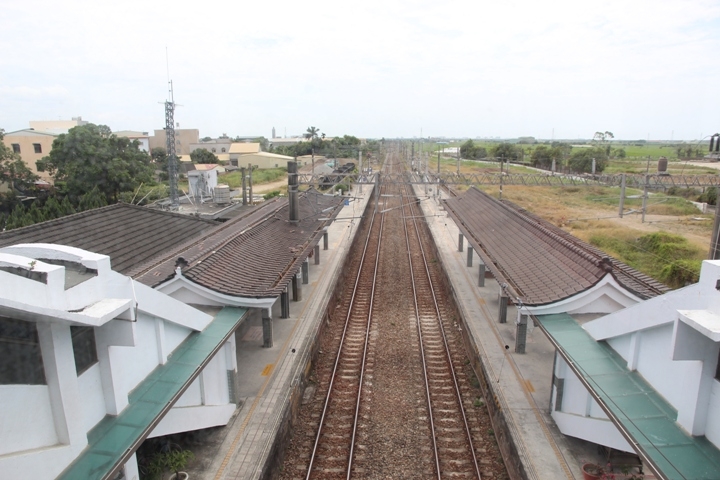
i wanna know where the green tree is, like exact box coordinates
[567,147,607,173]
[592,131,614,157]
[60,196,76,215]
[151,147,168,167]
[459,140,487,160]
[490,143,520,162]
[43,196,64,220]
[0,129,39,191]
[77,186,108,211]
[37,124,153,203]
[305,126,320,144]
[190,148,219,164]
[531,145,566,169]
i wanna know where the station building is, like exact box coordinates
[0,190,345,479]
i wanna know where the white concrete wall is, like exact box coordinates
[0,385,58,455]
[706,381,720,446]
[77,363,107,433]
[0,245,238,479]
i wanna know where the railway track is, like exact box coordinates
[401,182,481,478]
[303,180,388,479]
[279,153,506,480]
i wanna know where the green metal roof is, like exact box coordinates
[537,313,720,480]
[57,307,247,480]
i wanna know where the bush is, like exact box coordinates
[660,259,701,288]
[698,187,717,206]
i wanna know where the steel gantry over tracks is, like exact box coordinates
[299,172,720,188]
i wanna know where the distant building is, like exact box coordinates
[2,129,57,182]
[29,117,88,135]
[114,130,150,152]
[228,142,262,165]
[232,151,293,169]
[190,138,233,156]
[148,128,199,156]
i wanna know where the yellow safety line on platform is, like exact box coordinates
[213,206,354,480]
[260,364,274,376]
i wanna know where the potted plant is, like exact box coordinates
[147,448,195,480]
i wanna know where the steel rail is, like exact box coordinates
[400,183,442,480]
[305,171,388,480]
[346,192,386,479]
[405,183,483,479]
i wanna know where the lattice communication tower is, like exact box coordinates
[165,81,179,207]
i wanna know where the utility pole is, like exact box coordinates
[708,134,720,259]
[641,174,648,223]
[248,163,254,205]
[618,173,626,218]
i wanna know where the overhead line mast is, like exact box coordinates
[165,80,179,208]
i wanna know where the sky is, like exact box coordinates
[1,0,719,141]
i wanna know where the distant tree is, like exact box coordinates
[37,124,154,203]
[532,145,567,169]
[0,128,39,191]
[567,147,607,174]
[201,136,212,142]
[490,143,520,162]
[190,148,219,164]
[305,126,321,149]
[592,131,614,157]
[613,148,627,159]
[517,136,537,144]
[252,137,269,151]
[460,140,488,160]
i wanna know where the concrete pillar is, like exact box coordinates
[302,259,309,284]
[262,308,273,348]
[515,314,528,353]
[314,245,320,265]
[323,231,329,250]
[36,323,87,447]
[458,233,464,252]
[466,246,473,267]
[478,263,485,287]
[280,287,289,319]
[498,295,508,324]
[292,273,301,301]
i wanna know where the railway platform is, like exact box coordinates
[414,184,594,480]
[183,185,373,480]
[185,180,592,480]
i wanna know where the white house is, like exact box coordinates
[0,243,246,480]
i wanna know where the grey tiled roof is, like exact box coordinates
[135,191,345,298]
[0,203,217,275]
[443,187,668,306]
